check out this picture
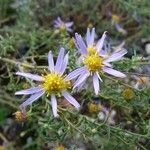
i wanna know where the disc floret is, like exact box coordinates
[87,47,97,55]
[43,73,70,94]
[84,54,104,72]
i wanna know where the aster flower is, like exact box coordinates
[98,107,116,125]
[108,12,127,35]
[66,28,127,95]
[134,76,150,89]
[54,17,73,32]
[15,48,80,117]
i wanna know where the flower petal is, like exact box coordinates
[66,27,73,32]
[57,17,62,23]
[54,24,60,28]
[54,19,61,26]
[96,72,103,82]
[65,67,87,81]
[73,70,90,89]
[99,49,107,57]
[65,22,73,27]
[76,79,86,91]
[89,28,95,47]
[103,61,112,67]
[15,86,44,95]
[62,91,80,109]
[104,49,127,63]
[96,31,107,53]
[75,33,87,55]
[93,73,100,95]
[86,28,90,46]
[51,94,59,117]
[55,47,65,73]
[103,67,126,78]
[20,90,45,108]
[59,53,69,75]
[16,72,44,81]
[48,51,54,72]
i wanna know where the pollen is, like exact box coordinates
[87,47,97,55]
[43,73,70,94]
[84,54,104,72]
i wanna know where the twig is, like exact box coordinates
[101,73,137,90]
[0,132,8,143]
[124,72,150,77]
[0,98,18,109]
[60,107,150,140]
[0,57,47,69]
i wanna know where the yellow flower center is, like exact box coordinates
[14,111,27,122]
[43,73,70,95]
[87,47,97,55]
[122,88,135,100]
[0,146,4,150]
[60,23,66,32]
[88,103,102,113]
[112,14,120,23]
[84,54,104,72]
[56,145,65,150]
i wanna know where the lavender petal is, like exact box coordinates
[104,49,127,63]
[66,27,73,32]
[62,91,80,109]
[93,73,100,95]
[16,72,44,81]
[96,72,103,82]
[59,53,69,75]
[73,70,89,89]
[89,28,95,47]
[65,22,73,27]
[75,33,87,55]
[54,20,60,26]
[103,61,112,67]
[15,86,44,95]
[103,67,126,78]
[86,28,91,46]
[54,24,60,28]
[96,31,107,52]
[57,17,62,23]
[20,90,45,108]
[65,67,87,81]
[55,47,65,73]
[48,51,54,72]
[51,94,59,117]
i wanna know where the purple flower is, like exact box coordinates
[15,48,80,117]
[54,17,73,32]
[109,13,127,35]
[67,28,127,95]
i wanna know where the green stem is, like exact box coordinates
[101,73,137,90]
[0,57,47,69]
